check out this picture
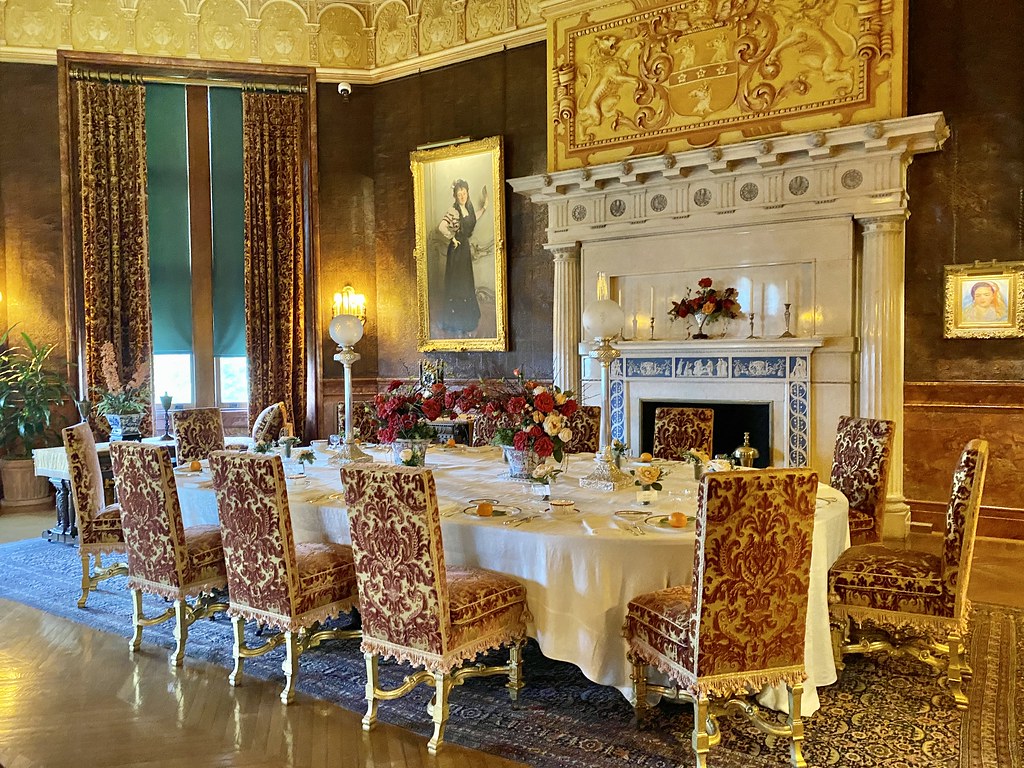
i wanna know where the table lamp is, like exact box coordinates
[329,314,372,464]
[579,297,632,491]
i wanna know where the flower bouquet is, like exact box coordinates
[483,369,578,478]
[679,447,711,480]
[668,277,742,339]
[529,462,564,500]
[631,464,668,505]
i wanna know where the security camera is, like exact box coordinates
[337,81,352,100]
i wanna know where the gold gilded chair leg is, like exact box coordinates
[78,553,92,608]
[829,615,847,673]
[362,653,379,731]
[130,589,145,650]
[787,683,807,768]
[692,695,712,768]
[427,671,453,755]
[229,616,246,687]
[171,599,189,667]
[280,631,300,704]
[628,653,651,727]
[947,631,969,709]
[506,642,524,702]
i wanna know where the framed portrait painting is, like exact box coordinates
[412,135,507,352]
[943,262,1024,339]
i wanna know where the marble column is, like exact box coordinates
[547,242,581,393]
[857,213,910,539]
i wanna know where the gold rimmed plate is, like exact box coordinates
[462,504,522,519]
[614,510,648,522]
[643,514,693,533]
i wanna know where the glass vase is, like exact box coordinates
[501,445,542,480]
[392,438,430,467]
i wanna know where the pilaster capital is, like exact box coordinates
[856,212,908,235]
[545,241,580,263]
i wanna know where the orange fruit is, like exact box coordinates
[639,452,653,463]
[669,512,687,528]
[189,460,202,472]
[446,438,457,448]
[476,502,494,517]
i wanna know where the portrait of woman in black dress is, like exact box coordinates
[438,179,488,337]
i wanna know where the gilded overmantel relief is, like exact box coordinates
[0,0,544,82]
[545,0,906,171]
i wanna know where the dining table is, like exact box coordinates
[172,444,849,715]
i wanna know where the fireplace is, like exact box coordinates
[640,400,771,468]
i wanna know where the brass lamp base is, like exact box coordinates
[579,451,632,491]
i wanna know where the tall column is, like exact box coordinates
[857,213,910,539]
[547,242,581,393]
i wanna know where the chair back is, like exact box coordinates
[210,451,300,621]
[691,468,818,680]
[652,406,713,460]
[174,407,226,463]
[336,401,379,443]
[564,405,600,453]
[941,439,989,620]
[251,401,286,445]
[110,442,188,594]
[342,464,450,657]
[471,412,518,447]
[62,423,107,536]
[829,415,894,541]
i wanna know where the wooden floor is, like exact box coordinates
[0,506,1021,768]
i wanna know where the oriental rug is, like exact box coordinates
[1,538,1019,768]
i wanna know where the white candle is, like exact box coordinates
[760,283,766,316]
[617,288,623,306]
[649,287,655,318]
[785,280,791,304]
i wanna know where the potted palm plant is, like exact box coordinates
[0,329,72,509]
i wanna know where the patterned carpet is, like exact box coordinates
[1,538,1019,768]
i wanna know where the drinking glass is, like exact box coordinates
[328,433,342,450]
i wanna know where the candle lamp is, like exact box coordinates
[159,393,173,440]
[329,314,372,465]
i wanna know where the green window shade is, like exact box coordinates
[146,83,193,355]
[209,88,246,358]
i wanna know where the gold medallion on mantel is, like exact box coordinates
[546,0,908,171]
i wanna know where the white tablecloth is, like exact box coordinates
[170,445,849,715]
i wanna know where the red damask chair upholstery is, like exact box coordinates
[341,464,530,754]
[625,468,819,768]
[62,423,127,608]
[210,451,360,703]
[829,415,895,545]
[173,407,226,463]
[563,405,600,453]
[251,401,287,445]
[470,412,518,447]
[110,442,228,665]
[335,401,379,443]
[651,407,714,461]
[829,439,989,709]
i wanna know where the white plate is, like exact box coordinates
[614,510,648,522]
[643,514,693,533]
[462,504,522,519]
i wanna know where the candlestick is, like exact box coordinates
[649,315,656,340]
[780,303,795,338]
[747,312,757,339]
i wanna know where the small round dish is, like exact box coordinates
[468,498,499,505]
[614,509,648,522]
[462,504,522,519]
[644,514,693,533]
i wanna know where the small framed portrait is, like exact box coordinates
[411,136,507,352]
[943,262,1024,339]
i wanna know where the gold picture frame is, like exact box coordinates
[412,136,507,352]
[943,262,1024,339]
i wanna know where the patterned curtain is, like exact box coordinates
[75,81,153,435]
[241,91,307,435]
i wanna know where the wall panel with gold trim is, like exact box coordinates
[545,0,907,171]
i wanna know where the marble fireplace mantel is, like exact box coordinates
[510,113,949,539]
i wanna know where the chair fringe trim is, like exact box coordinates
[80,542,126,556]
[228,596,358,633]
[362,624,528,675]
[628,637,807,698]
[128,575,228,602]
[832,603,968,637]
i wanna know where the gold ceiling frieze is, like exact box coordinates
[0,0,544,82]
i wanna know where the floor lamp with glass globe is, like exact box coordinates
[329,314,372,465]
[579,296,632,491]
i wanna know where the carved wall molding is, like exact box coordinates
[0,0,544,82]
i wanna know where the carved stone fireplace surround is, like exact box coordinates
[510,113,949,538]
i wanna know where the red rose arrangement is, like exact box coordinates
[483,369,578,462]
[371,380,484,443]
[668,277,741,338]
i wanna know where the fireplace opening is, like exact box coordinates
[640,401,772,468]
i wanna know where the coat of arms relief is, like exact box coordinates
[548,0,905,170]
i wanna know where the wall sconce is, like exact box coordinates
[332,285,366,324]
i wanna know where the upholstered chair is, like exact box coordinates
[563,405,601,453]
[210,451,360,704]
[110,442,228,665]
[651,406,714,461]
[335,401,379,443]
[251,401,286,445]
[624,468,819,768]
[341,464,530,754]
[62,423,127,608]
[829,415,895,545]
[470,411,519,448]
[173,407,226,463]
[829,439,989,709]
